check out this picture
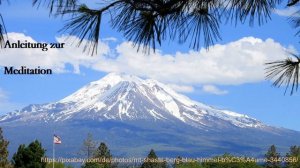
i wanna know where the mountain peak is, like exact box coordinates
[92,72,143,85]
[0,73,263,129]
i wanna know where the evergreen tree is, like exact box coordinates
[0,127,11,168]
[12,144,26,168]
[81,162,101,168]
[285,146,300,168]
[80,135,116,168]
[46,162,73,168]
[174,156,184,168]
[80,133,98,168]
[264,145,281,168]
[141,149,167,168]
[12,140,47,168]
[202,153,261,168]
[93,142,115,168]
[94,142,112,158]
[80,133,97,159]
[0,0,6,48]
[176,162,203,168]
[46,162,74,168]
[174,156,203,168]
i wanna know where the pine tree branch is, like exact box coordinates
[60,5,103,55]
[32,0,77,15]
[0,14,6,48]
[0,0,8,48]
[36,0,284,55]
[287,0,300,6]
[225,0,281,26]
[265,53,300,95]
[60,1,123,55]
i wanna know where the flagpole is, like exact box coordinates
[53,134,55,168]
[53,133,61,168]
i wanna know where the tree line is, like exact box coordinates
[1,128,299,168]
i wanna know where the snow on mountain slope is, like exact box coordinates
[0,73,263,129]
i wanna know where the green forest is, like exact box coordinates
[1,128,300,168]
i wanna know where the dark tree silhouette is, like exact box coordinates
[202,153,261,168]
[265,7,300,95]
[266,53,300,95]
[81,141,116,168]
[264,145,281,168]
[285,145,300,168]
[0,128,11,168]
[0,0,294,53]
[79,133,97,159]
[46,0,282,53]
[94,142,111,158]
[1,0,300,94]
[12,140,47,168]
[141,149,167,168]
[93,142,116,168]
[0,0,7,48]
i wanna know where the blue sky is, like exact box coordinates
[0,1,299,131]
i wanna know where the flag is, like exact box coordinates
[53,135,61,144]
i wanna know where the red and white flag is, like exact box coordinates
[53,135,62,144]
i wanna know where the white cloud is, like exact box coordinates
[0,88,7,100]
[0,88,21,114]
[167,84,195,93]
[93,37,290,86]
[0,32,110,74]
[202,85,228,95]
[274,7,300,17]
[0,33,292,92]
[102,37,118,42]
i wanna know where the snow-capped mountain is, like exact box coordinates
[1,73,300,158]
[0,73,262,129]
